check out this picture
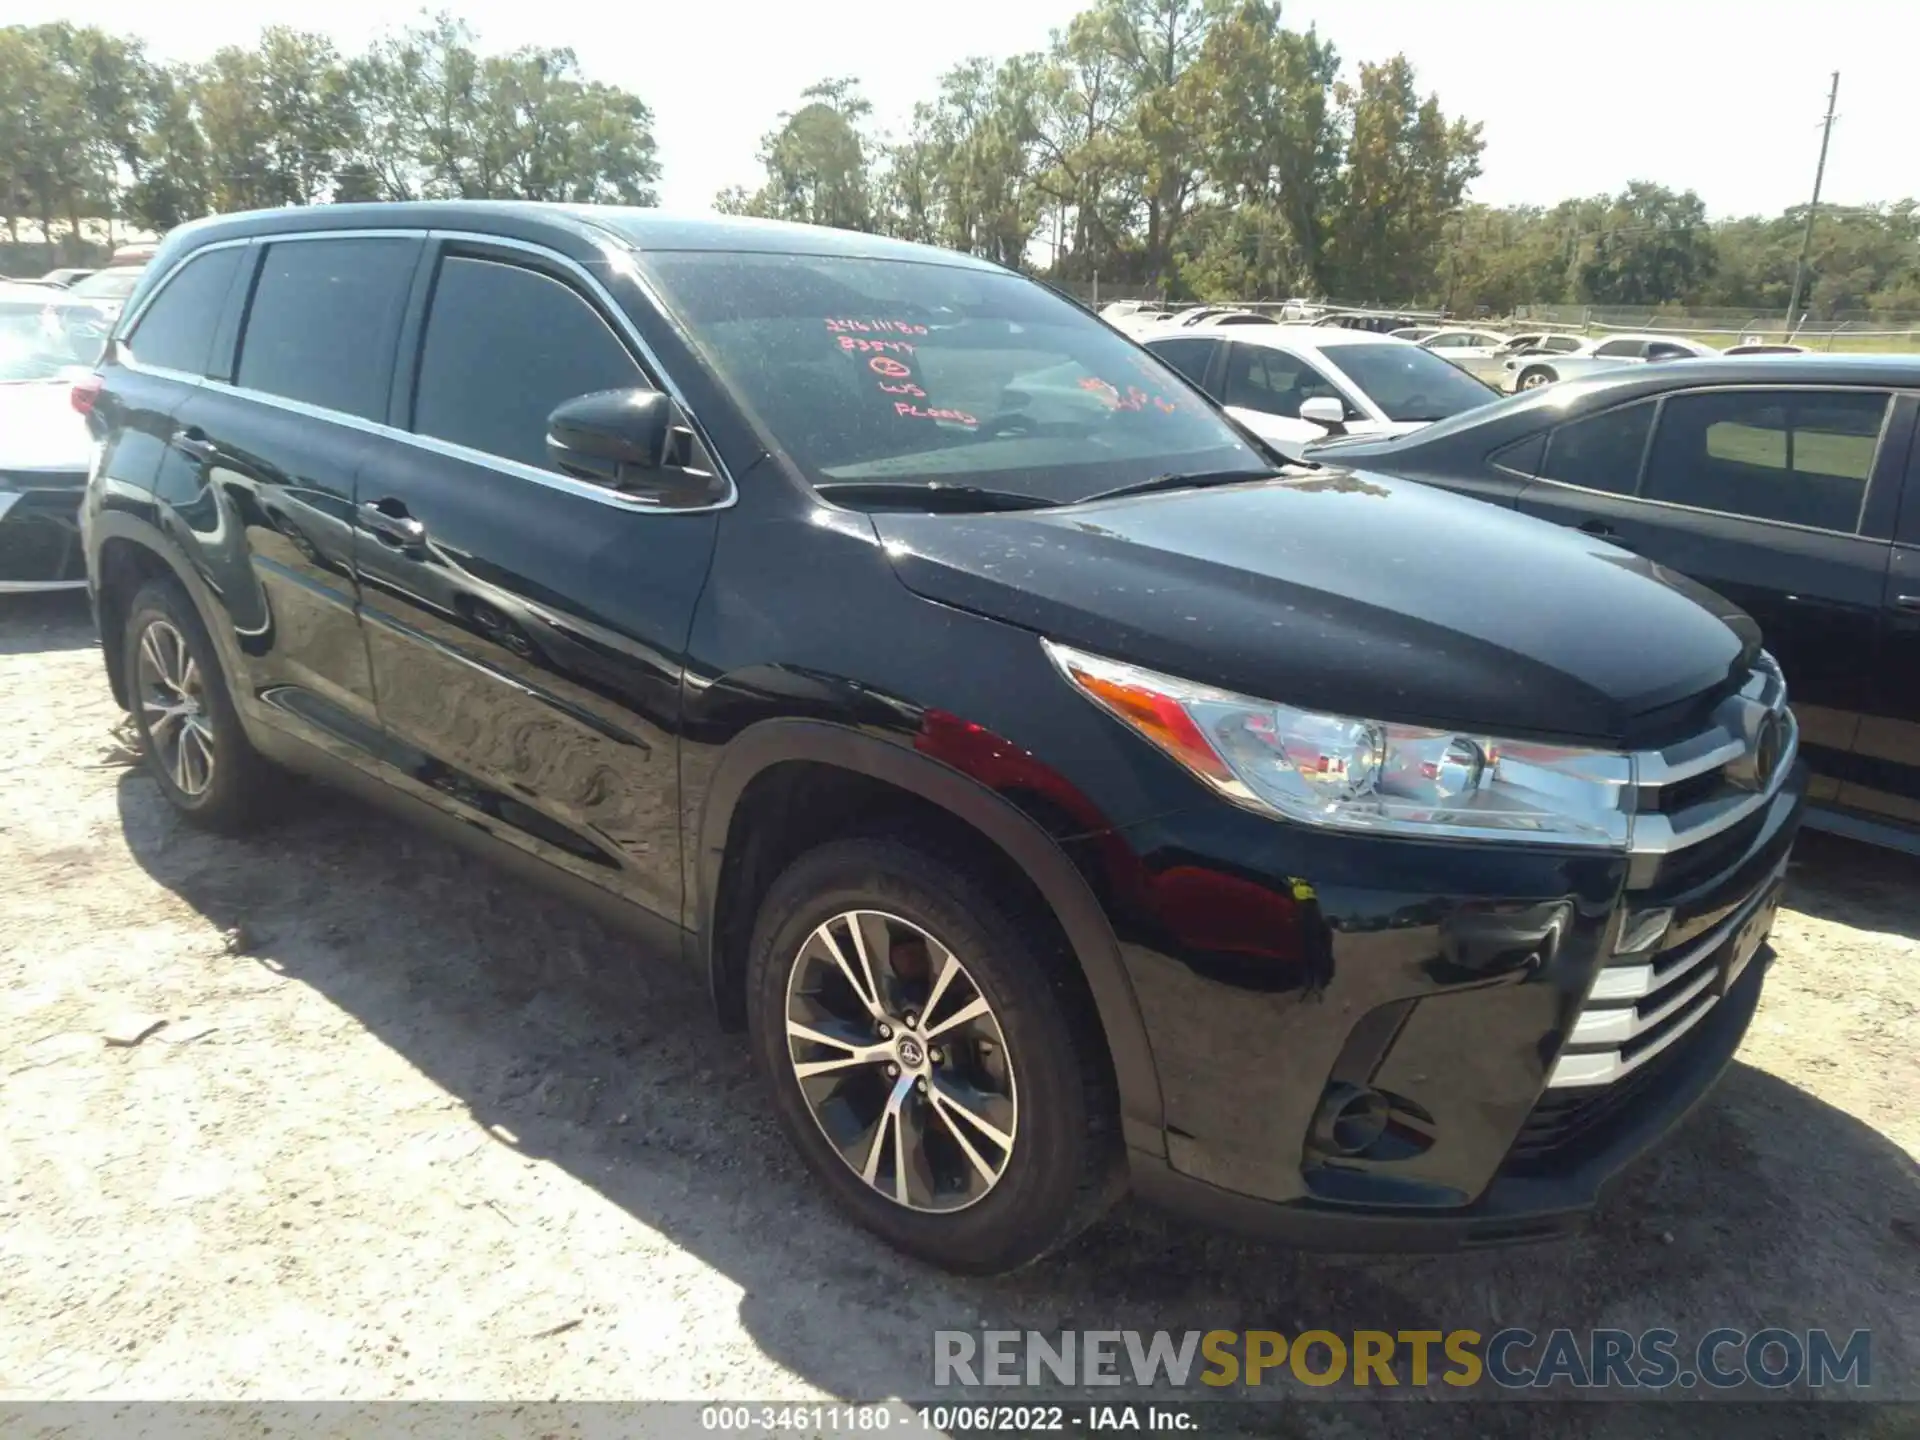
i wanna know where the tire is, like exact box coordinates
[1518,366,1555,391]
[747,835,1123,1274]
[123,577,276,833]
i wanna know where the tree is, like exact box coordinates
[899,56,1047,266]
[197,28,358,209]
[1321,55,1482,303]
[1574,181,1716,307]
[125,65,211,231]
[720,78,876,231]
[1093,0,1213,287]
[1178,0,1341,296]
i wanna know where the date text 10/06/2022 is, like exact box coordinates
[700,1405,1196,1432]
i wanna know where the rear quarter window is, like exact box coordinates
[123,247,242,376]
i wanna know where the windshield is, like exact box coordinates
[1320,342,1497,423]
[66,268,143,303]
[0,300,103,382]
[638,251,1264,505]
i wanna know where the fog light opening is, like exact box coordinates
[1309,1082,1391,1158]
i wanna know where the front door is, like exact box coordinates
[1519,387,1894,785]
[1220,341,1365,460]
[353,241,720,928]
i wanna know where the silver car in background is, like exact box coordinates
[1502,333,1718,391]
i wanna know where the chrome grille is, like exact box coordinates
[1547,859,1785,1089]
[1547,654,1795,1092]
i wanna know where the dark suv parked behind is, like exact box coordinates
[83,204,1804,1274]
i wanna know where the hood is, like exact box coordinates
[0,380,92,475]
[873,469,1757,745]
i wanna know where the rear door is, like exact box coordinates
[352,237,722,927]
[168,234,421,768]
[1519,384,1897,789]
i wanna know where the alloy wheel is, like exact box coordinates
[784,909,1018,1213]
[135,618,216,797]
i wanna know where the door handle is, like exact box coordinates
[169,427,218,464]
[1577,519,1617,538]
[358,500,427,547]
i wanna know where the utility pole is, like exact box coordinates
[1783,71,1840,334]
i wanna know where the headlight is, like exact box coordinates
[1045,641,1634,848]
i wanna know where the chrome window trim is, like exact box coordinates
[114,224,737,515]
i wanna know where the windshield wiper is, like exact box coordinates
[1074,468,1280,505]
[813,480,1060,513]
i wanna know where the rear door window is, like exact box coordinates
[124,247,241,376]
[1539,401,1655,494]
[411,255,647,472]
[236,237,419,421]
[1145,337,1220,389]
[1641,389,1889,532]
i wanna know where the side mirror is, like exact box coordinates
[546,388,672,486]
[1298,395,1348,434]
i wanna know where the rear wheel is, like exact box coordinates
[747,836,1121,1273]
[123,578,276,833]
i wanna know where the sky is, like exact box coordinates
[19,0,1920,219]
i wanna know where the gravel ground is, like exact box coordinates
[2,590,1917,1439]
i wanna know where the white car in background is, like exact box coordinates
[1417,327,1509,360]
[0,280,99,591]
[1502,332,1719,391]
[1140,323,1499,460]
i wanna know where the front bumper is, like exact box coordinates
[0,483,86,591]
[1130,946,1769,1251]
[1093,750,1805,1251]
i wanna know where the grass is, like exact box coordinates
[1684,331,1920,355]
[1706,422,1876,479]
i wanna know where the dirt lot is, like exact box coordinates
[2,590,1916,1437]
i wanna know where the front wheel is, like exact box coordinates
[1518,366,1555,391]
[747,836,1122,1273]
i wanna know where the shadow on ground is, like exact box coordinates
[1785,829,1920,945]
[113,769,1919,1439]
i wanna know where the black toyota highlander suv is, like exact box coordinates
[80,204,1804,1274]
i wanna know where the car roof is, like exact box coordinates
[1207,325,1416,351]
[149,202,1008,274]
[1594,333,1704,346]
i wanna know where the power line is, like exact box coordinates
[1784,72,1840,331]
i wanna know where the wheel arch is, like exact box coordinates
[695,718,1165,1150]
[91,514,227,712]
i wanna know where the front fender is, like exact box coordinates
[695,717,1167,1153]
